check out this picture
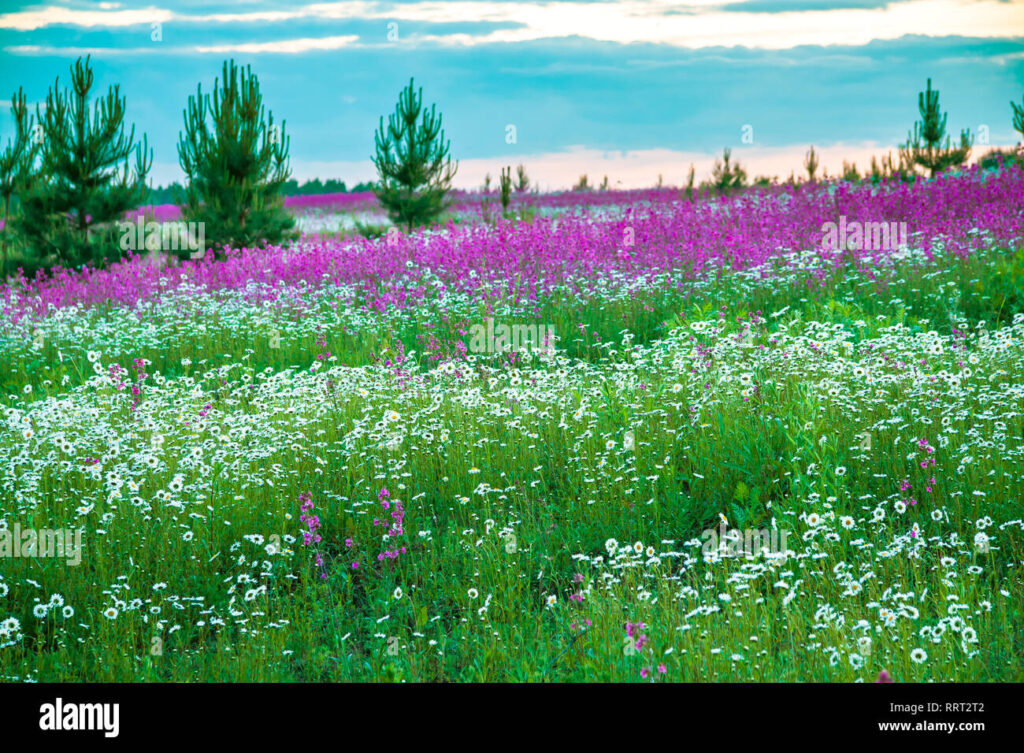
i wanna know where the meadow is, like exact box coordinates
[2,166,1024,682]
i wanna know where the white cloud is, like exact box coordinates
[194,34,360,54]
[377,0,1024,49]
[5,35,361,56]
[1,0,1022,51]
[0,6,172,31]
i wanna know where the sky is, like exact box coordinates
[0,0,1022,189]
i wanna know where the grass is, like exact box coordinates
[1,240,1023,682]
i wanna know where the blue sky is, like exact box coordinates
[1,0,1022,189]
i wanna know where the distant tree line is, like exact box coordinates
[142,178,377,205]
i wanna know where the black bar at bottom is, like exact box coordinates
[0,681,1015,743]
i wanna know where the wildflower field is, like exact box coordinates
[2,167,1024,683]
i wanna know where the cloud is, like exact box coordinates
[1,0,1022,51]
[194,34,360,53]
[720,0,907,12]
[1,5,1019,187]
[0,6,173,31]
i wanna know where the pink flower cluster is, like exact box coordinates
[627,620,667,680]
[107,363,126,391]
[4,167,1022,324]
[374,487,407,562]
[298,491,327,578]
[299,491,322,547]
[902,438,940,538]
[626,620,648,651]
[106,358,148,411]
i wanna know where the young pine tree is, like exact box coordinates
[17,56,151,268]
[515,164,530,193]
[683,164,696,201]
[0,87,38,267]
[373,78,457,232]
[899,78,972,178]
[178,59,295,256]
[804,145,819,183]
[709,148,747,192]
[1013,93,1024,145]
[499,165,512,217]
[869,156,883,184]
